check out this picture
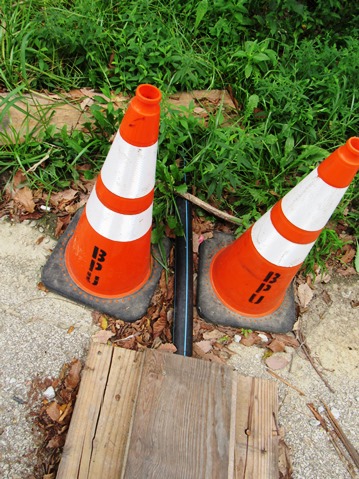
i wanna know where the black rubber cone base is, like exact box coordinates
[197,232,297,333]
[41,209,170,322]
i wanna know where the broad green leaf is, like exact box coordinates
[195,0,208,30]
[244,63,253,78]
[253,53,270,62]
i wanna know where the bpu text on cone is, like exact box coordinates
[42,84,169,321]
[197,137,359,333]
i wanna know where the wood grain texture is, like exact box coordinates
[234,376,278,479]
[124,350,233,479]
[56,344,143,479]
[57,346,279,479]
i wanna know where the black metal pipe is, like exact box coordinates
[173,196,193,356]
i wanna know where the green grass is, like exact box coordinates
[0,0,358,271]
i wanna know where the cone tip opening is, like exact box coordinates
[136,84,161,105]
[348,137,359,155]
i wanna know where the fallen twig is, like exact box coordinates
[265,368,306,396]
[177,191,241,225]
[27,150,52,173]
[307,403,357,479]
[112,332,141,343]
[322,401,359,469]
[296,320,335,393]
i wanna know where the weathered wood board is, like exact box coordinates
[0,90,236,144]
[57,343,278,479]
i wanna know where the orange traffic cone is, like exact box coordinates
[198,137,359,332]
[42,84,168,321]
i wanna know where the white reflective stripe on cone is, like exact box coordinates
[86,189,153,242]
[251,210,315,267]
[281,168,348,231]
[101,132,158,199]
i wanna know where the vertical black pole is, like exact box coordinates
[173,196,193,356]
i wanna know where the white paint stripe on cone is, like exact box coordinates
[281,168,348,231]
[101,132,158,199]
[251,210,316,267]
[86,189,153,242]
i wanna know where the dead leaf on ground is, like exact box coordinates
[340,244,356,264]
[157,343,177,353]
[337,266,357,276]
[14,186,36,212]
[54,215,71,237]
[265,355,290,371]
[194,340,213,354]
[272,334,299,349]
[297,283,314,308]
[92,330,115,344]
[202,329,224,341]
[47,435,65,449]
[321,290,333,305]
[64,360,82,390]
[46,402,61,422]
[152,306,168,339]
[50,189,78,207]
[240,332,260,347]
[268,338,286,353]
[37,281,49,292]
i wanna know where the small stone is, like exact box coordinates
[330,408,340,419]
[309,419,321,427]
[234,334,242,343]
[43,386,56,400]
[258,333,269,342]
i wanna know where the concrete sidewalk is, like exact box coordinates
[0,217,95,478]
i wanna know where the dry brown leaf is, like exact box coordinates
[202,329,224,341]
[14,186,35,212]
[194,349,225,364]
[46,401,61,422]
[240,332,258,347]
[12,170,27,189]
[297,283,314,308]
[268,338,286,353]
[152,307,167,339]
[265,355,289,371]
[54,215,71,237]
[65,360,81,390]
[92,330,115,343]
[37,282,49,293]
[321,290,333,305]
[47,434,65,449]
[50,189,78,207]
[157,343,177,353]
[194,340,213,354]
[337,266,357,276]
[272,334,299,349]
[340,245,356,264]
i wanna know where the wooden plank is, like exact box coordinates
[57,346,278,479]
[234,376,278,478]
[123,349,234,479]
[56,343,143,479]
[0,90,236,144]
